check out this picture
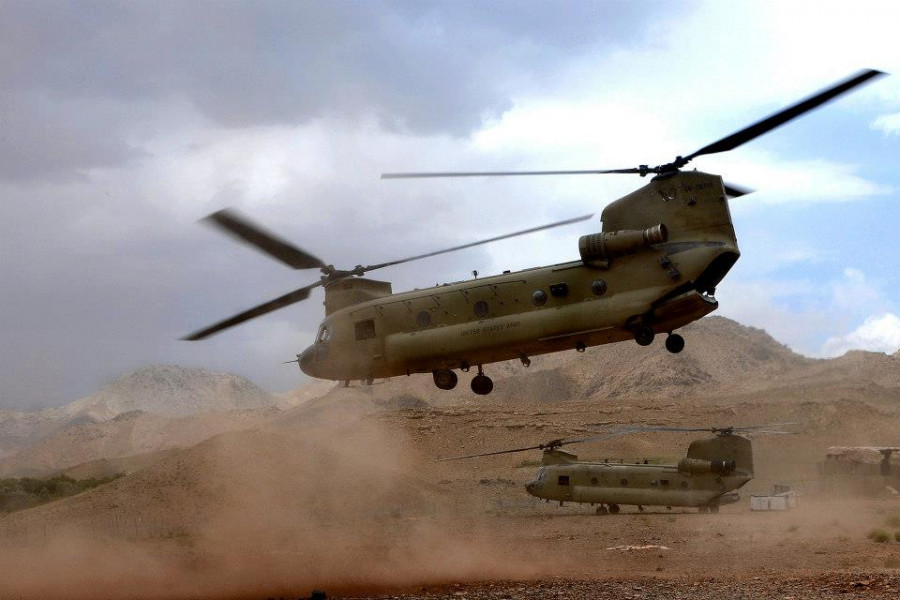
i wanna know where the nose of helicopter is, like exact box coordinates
[297,346,315,376]
[525,480,540,497]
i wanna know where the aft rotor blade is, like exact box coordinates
[182,281,322,340]
[204,208,327,270]
[360,213,593,273]
[684,69,885,161]
[591,423,799,435]
[723,182,754,198]
[732,422,799,430]
[381,168,642,179]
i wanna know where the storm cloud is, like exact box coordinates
[1,1,898,408]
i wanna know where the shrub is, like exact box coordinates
[886,514,900,528]
[868,529,890,543]
[895,531,900,543]
[0,473,122,514]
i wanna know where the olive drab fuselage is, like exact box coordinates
[525,434,754,510]
[297,170,740,383]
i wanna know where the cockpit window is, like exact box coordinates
[316,324,332,343]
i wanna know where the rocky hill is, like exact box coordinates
[63,365,275,420]
[323,316,817,407]
[0,365,279,461]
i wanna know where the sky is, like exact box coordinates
[2,0,899,409]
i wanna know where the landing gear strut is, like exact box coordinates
[432,369,458,390]
[471,365,493,395]
[665,333,685,354]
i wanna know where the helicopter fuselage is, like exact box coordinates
[525,433,754,512]
[525,458,751,509]
[297,170,740,388]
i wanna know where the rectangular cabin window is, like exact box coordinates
[660,479,670,486]
[354,319,376,341]
[557,475,570,487]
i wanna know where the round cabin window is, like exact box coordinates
[473,300,489,317]
[620,478,628,487]
[416,310,432,327]
[590,477,598,485]
[591,279,608,296]
[531,290,548,306]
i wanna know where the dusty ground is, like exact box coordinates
[350,573,900,599]
[2,319,900,599]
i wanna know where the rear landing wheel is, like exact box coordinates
[609,504,620,514]
[709,503,719,514]
[634,327,655,346]
[471,374,493,395]
[432,369,458,390]
[665,333,685,354]
[596,506,608,515]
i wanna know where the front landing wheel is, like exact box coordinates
[433,369,458,390]
[635,327,655,346]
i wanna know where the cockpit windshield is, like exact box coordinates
[316,323,333,343]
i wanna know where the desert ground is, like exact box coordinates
[1,317,899,599]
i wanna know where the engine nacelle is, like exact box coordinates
[579,224,667,267]
[677,457,736,475]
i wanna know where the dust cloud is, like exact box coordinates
[0,392,546,599]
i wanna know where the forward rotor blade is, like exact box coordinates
[204,208,327,270]
[553,428,643,447]
[438,429,638,461]
[182,281,322,340]
[360,213,593,274]
[684,69,885,162]
[438,443,550,461]
[381,168,642,179]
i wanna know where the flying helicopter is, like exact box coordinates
[441,424,796,514]
[184,69,884,395]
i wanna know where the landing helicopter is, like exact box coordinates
[184,70,884,395]
[442,425,796,514]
